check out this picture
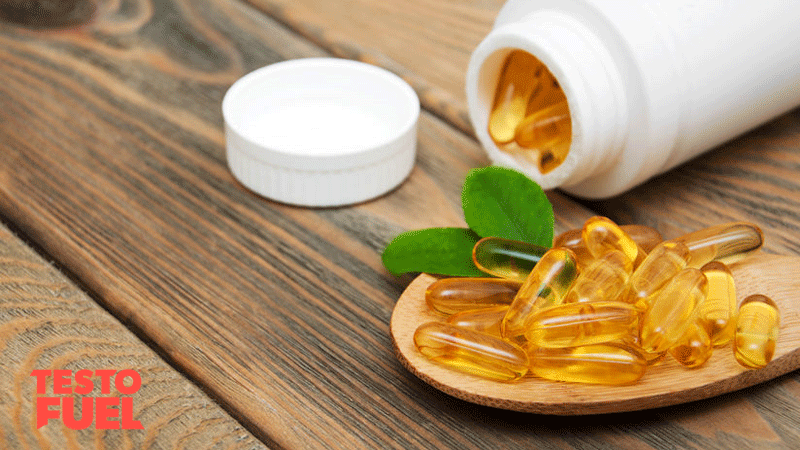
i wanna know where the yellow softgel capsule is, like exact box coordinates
[622,224,664,253]
[582,216,639,263]
[501,248,579,343]
[552,228,594,266]
[488,50,542,145]
[528,343,647,385]
[640,268,708,354]
[627,241,691,310]
[672,222,764,268]
[735,294,780,369]
[514,100,571,149]
[472,237,548,282]
[414,322,529,381]
[525,301,640,348]
[446,306,508,338]
[563,250,632,304]
[669,322,713,368]
[425,278,519,315]
[698,261,737,346]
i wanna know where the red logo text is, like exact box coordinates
[31,369,144,430]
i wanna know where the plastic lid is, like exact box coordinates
[223,58,420,207]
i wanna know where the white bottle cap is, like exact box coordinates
[223,58,419,207]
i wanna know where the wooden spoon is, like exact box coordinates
[390,254,800,414]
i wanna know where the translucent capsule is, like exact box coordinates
[501,248,579,343]
[627,241,691,311]
[698,262,737,346]
[582,216,639,263]
[414,322,529,381]
[514,100,571,149]
[525,301,639,348]
[640,268,708,354]
[488,50,542,145]
[528,343,647,385]
[472,237,548,282]
[669,322,713,368]
[735,294,780,369]
[563,250,632,304]
[552,228,593,265]
[425,278,519,315]
[672,222,764,268]
[622,225,664,253]
[446,306,508,338]
[536,137,571,174]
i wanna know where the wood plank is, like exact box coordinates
[242,0,503,135]
[0,222,266,449]
[0,0,798,449]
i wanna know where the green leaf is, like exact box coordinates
[462,166,554,247]
[381,228,485,277]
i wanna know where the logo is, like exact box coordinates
[31,369,144,430]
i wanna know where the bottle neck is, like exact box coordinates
[466,10,628,190]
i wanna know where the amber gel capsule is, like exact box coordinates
[447,306,508,338]
[582,216,639,263]
[472,237,548,282]
[627,241,691,310]
[669,322,713,368]
[425,278,519,315]
[672,222,764,268]
[525,301,639,348]
[501,248,579,343]
[698,261,737,346]
[554,224,661,267]
[528,343,647,385]
[640,268,708,354]
[735,294,780,369]
[414,322,529,381]
[563,250,632,303]
[514,100,571,149]
[488,50,542,145]
[552,228,593,265]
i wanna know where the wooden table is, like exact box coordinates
[1,0,798,448]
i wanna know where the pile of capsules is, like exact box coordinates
[488,50,572,174]
[413,217,780,385]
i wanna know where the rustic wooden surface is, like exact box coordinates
[0,0,798,449]
[0,222,265,449]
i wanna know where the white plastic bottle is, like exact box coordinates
[466,0,800,198]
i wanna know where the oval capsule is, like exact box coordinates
[472,237,548,282]
[446,306,508,338]
[627,241,691,310]
[698,261,737,346]
[672,222,764,268]
[525,301,640,348]
[501,248,579,343]
[734,294,780,369]
[563,250,632,304]
[414,322,529,381]
[669,322,713,368]
[425,278,519,315]
[640,268,708,354]
[528,343,647,385]
[488,50,542,145]
[582,216,639,264]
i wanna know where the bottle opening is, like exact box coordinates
[487,50,572,175]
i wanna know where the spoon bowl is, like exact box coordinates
[390,254,800,414]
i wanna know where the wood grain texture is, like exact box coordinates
[0,1,599,449]
[391,255,800,415]
[0,222,265,449]
[0,0,798,449]
[242,0,504,135]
